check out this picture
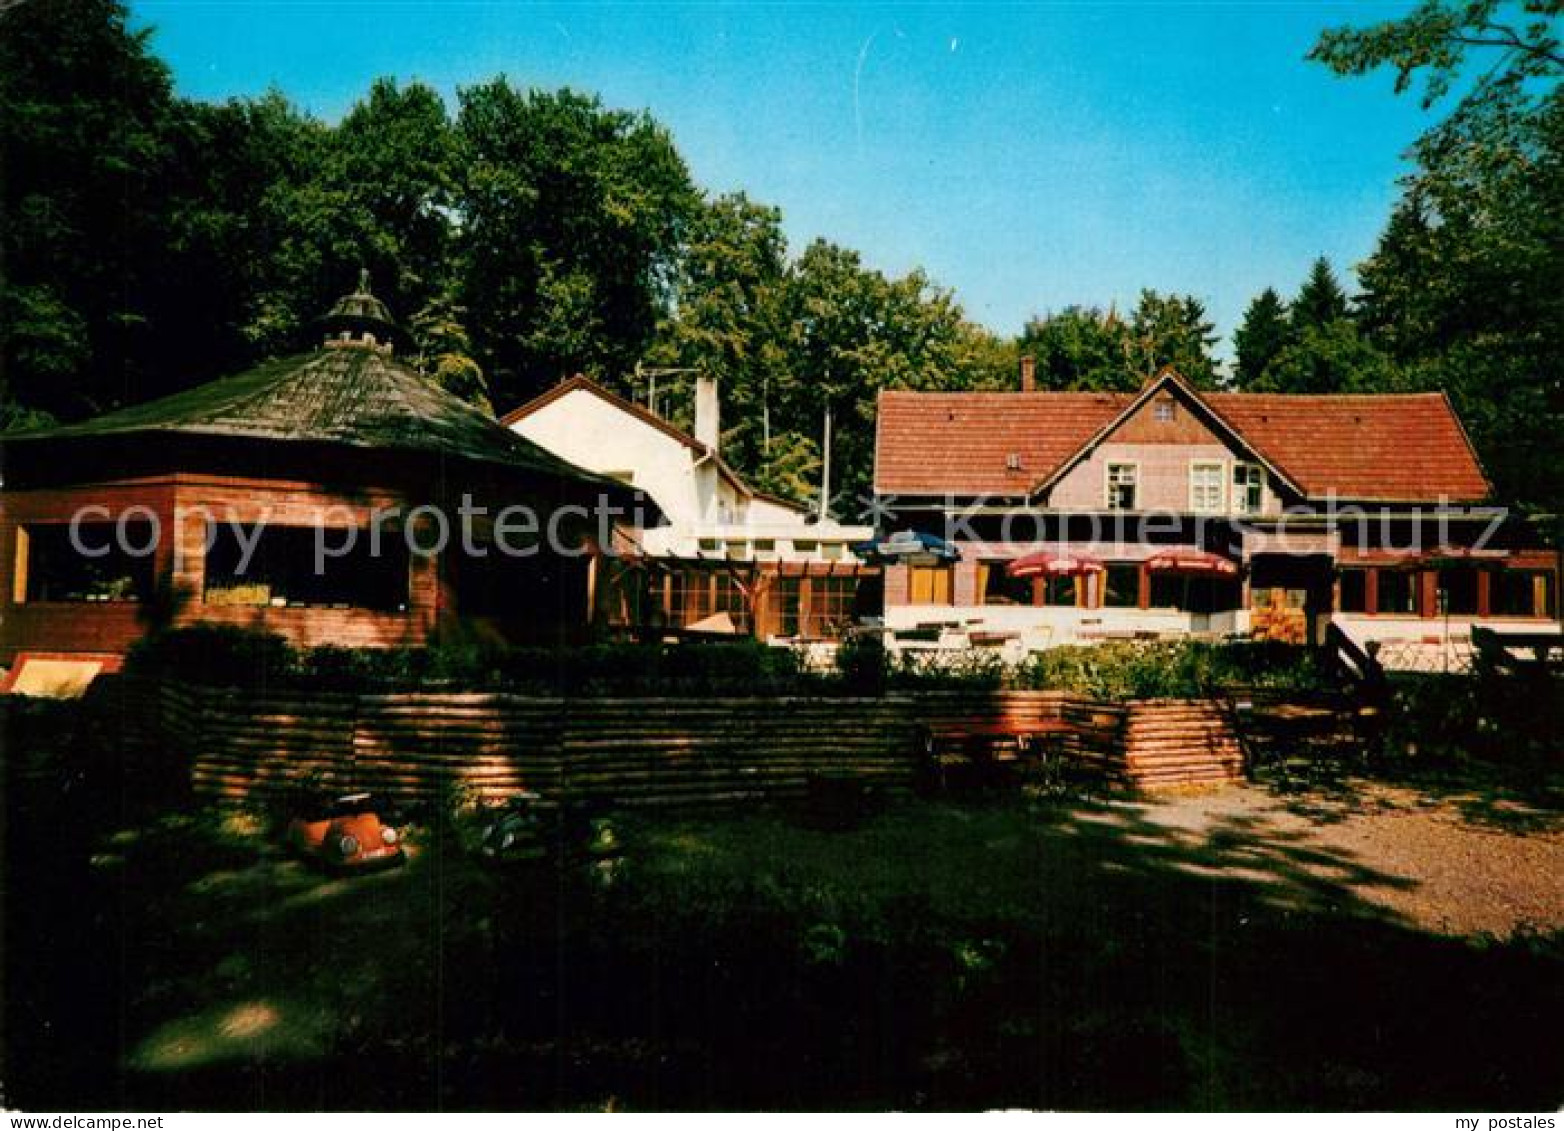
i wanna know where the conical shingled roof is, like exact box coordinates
[3,280,624,492]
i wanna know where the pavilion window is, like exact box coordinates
[22,522,156,604]
[908,564,953,605]
[712,571,751,630]
[1103,564,1139,608]
[667,567,749,630]
[1493,570,1554,618]
[667,568,712,626]
[800,576,856,638]
[1338,568,1368,613]
[767,576,856,639]
[980,562,1032,606]
[203,523,408,612]
[1375,570,1418,615]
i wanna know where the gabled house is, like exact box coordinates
[874,365,1559,663]
[504,375,876,641]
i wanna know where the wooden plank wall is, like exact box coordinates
[112,682,1247,807]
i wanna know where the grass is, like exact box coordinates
[6,754,1564,1110]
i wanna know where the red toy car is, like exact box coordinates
[287,792,405,872]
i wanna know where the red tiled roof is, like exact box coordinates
[875,384,1491,503]
[875,390,1128,497]
[1204,392,1490,502]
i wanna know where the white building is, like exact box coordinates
[503,375,875,640]
[504,374,870,562]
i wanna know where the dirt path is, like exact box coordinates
[1126,780,1564,937]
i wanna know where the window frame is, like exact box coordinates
[1232,461,1264,515]
[908,564,954,606]
[1189,460,1227,514]
[1105,461,1139,511]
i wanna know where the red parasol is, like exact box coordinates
[1145,548,1239,578]
[1006,551,1106,580]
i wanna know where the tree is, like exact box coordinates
[1017,306,1136,391]
[1311,1,1564,510]
[775,239,980,509]
[1310,1,1562,154]
[454,82,699,412]
[1123,290,1219,386]
[1292,257,1351,332]
[645,192,794,481]
[1254,320,1402,395]
[0,0,180,421]
[1231,288,1294,389]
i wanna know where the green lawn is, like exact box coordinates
[6,765,1563,1110]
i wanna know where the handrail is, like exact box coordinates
[1324,622,1386,694]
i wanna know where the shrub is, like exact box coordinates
[124,624,294,688]
[1016,639,1330,701]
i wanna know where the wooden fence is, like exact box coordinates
[108,681,1247,808]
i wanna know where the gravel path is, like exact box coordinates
[1122,779,1564,937]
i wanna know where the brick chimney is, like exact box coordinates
[695,375,720,451]
[1019,355,1036,393]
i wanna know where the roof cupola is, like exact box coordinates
[319,269,400,354]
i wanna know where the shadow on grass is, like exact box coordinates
[4,700,1563,1111]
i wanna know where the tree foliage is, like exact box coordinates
[1309,0,1563,511]
[1232,288,1293,388]
[5,0,1561,524]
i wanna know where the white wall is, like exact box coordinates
[510,387,871,561]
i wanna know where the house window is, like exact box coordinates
[1339,568,1368,613]
[1233,462,1264,514]
[1494,570,1556,618]
[1190,461,1226,513]
[821,542,844,561]
[1154,398,1176,422]
[204,523,409,611]
[1104,563,1139,608]
[21,522,157,604]
[1436,567,1479,616]
[908,564,953,605]
[793,539,818,554]
[1376,570,1418,615]
[753,539,776,556]
[1149,574,1184,609]
[1106,463,1138,510]
[1041,575,1078,607]
[981,562,1033,606]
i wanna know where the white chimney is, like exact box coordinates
[695,375,720,451]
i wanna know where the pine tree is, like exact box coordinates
[1232,287,1293,389]
[1292,257,1350,331]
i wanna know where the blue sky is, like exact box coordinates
[131,1,1433,356]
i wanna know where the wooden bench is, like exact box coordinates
[919,716,1078,791]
